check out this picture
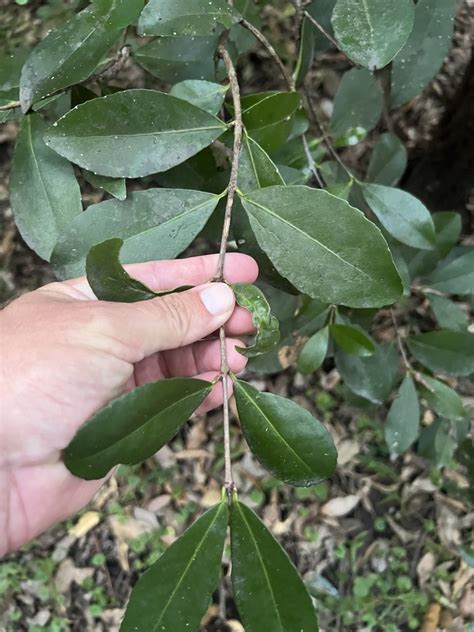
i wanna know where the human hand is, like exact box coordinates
[0,253,258,556]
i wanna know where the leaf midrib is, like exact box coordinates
[236,383,314,477]
[235,503,285,632]
[51,125,224,142]
[244,196,374,283]
[152,504,225,631]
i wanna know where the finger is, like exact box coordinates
[224,306,255,336]
[64,253,259,299]
[162,338,248,378]
[192,372,235,416]
[133,338,247,385]
[97,283,236,360]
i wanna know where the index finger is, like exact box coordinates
[65,253,259,300]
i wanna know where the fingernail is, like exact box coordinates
[200,283,234,315]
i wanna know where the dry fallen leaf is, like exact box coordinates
[54,559,94,593]
[417,552,436,589]
[336,439,360,466]
[68,511,101,539]
[421,602,441,632]
[321,495,360,518]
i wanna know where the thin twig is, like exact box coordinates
[303,10,340,50]
[302,133,324,187]
[0,100,20,112]
[389,308,412,371]
[240,18,296,91]
[375,67,395,134]
[88,45,131,83]
[213,44,243,493]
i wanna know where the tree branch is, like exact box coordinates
[389,308,412,372]
[0,100,20,112]
[213,44,244,494]
[240,18,296,91]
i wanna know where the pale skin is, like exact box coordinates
[0,253,258,557]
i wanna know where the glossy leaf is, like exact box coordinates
[134,35,222,84]
[170,80,228,115]
[428,249,474,295]
[233,378,337,486]
[232,284,280,357]
[240,185,403,308]
[0,48,29,92]
[137,0,239,36]
[391,0,458,107]
[82,170,126,201]
[418,375,466,421]
[64,378,212,480]
[406,331,474,377]
[335,342,400,404]
[9,114,82,261]
[92,0,145,30]
[362,183,436,250]
[241,92,301,153]
[44,89,227,178]
[121,502,227,632]
[52,188,221,279]
[230,500,319,631]
[19,7,120,112]
[330,68,383,138]
[298,327,330,375]
[330,323,375,357]
[366,133,407,186]
[427,294,468,333]
[385,373,419,456]
[294,0,336,85]
[331,0,415,70]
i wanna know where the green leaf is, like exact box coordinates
[134,35,222,83]
[170,80,228,115]
[331,0,415,70]
[298,327,330,375]
[330,68,383,138]
[82,170,126,201]
[232,284,280,357]
[238,134,285,193]
[335,342,400,404]
[230,500,319,631]
[385,373,420,456]
[137,0,239,36]
[240,185,402,308]
[0,48,30,92]
[52,188,221,279]
[417,375,466,421]
[241,92,301,153]
[330,323,375,357]
[361,184,436,250]
[64,378,212,479]
[406,331,474,377]
[366,132,407,186]
[232,378,337,486]
[418,418,457,468]
[427,294,468,333]
[391,0,458,107]
[428,249,474,295]
[86,239,158,302]
[44,89,227,178]
[19,7,120,112]
[9,114,82,261]
[294,0,337,85]
[92,0,145,30]
[403,212,462,279]
[121,502,228,632]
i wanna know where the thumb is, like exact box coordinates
[102,283,235,357]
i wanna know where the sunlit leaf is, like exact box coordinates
[121,502,228,632]
[64,378,212,479]
[231,499,319,631]
[233,378,337,486]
